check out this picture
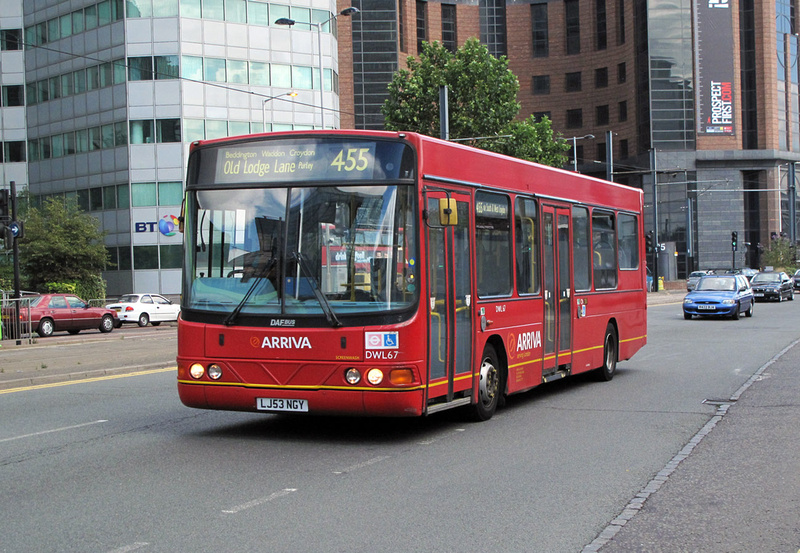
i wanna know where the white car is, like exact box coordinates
[106,293,181,327]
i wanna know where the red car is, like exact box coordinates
[11,294,118,337]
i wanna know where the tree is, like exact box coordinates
[382,38,570,167]
[760,237,798,272]
[19,198,109,297]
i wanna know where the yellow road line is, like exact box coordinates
[0,366,177,394]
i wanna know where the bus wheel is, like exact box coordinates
[470,345,501,421]
[595,324,618,382]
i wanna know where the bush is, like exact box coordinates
[44,276,106,302]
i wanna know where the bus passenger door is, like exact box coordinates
[425,191,473,405]
[542,205,573,378]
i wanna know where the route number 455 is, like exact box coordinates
[330,148,370,172]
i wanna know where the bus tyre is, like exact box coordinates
[470,345,502,421]
[595,324,618,382]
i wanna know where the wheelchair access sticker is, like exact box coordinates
[365,332,399,349]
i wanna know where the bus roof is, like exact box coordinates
[189,129,643,212]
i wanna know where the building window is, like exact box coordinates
[531,3,549,57]
[1,85,24,107]
[618,139,629,158]
[155,56,180,79]
[618,100,628,121]
[565,72,582,92]
[566,109,583,128]
[128,56,153,81]
[2,141,26,162]
[156,119,181,143]
[617,62,626,83]
[596,0,607,50]
[617,0,626,45]
[532,75,550,95]
[158,181,183,205]
[130,120,155,144]
[565,0,580,55]
[399,0,406,52]
[532,111,551,122]
[134,246,159,270]
[595,67,608,88]
[0,29,22,50]
[132,182,157,207]
[160,245,182,269]
[416,1,427,52]
[204,57,226,82]
[442,4,457,53]
[596,143,607,163]
[596,104,609,125]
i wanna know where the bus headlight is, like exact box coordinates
[345,368,361,384]
[207,364,223,380]
[189,363,205,379]
[366,368,384,385]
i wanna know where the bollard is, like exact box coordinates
[658,276,665,291]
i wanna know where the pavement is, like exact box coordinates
[3,292,799,551]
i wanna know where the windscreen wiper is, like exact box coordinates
[292,251,342,328]
[223,256,278,326]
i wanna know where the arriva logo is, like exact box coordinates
[253,336,312,349]
[506,330,542,358]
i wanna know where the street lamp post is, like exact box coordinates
[275,7,360,129]
[569,134,594,172]
[262,91,298,131]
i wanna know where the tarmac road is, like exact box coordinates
[3,291,798,551]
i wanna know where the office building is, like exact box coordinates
[2,0,347,295]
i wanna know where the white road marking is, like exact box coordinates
[332,455,390,475]
[222,488,298,514]
[106,543,149,553]
[0,420,108,444]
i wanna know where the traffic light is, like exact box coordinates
[0,189,9,220]
[646,230,654,252]
[731,231,738,251]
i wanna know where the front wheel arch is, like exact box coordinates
[469,343,506,422]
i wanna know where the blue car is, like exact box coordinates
[683,274,754,320]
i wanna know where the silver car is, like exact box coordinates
[686,270,708,291]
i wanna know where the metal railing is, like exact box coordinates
[1,294,36,344]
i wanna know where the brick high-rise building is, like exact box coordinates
[338,0,800,277]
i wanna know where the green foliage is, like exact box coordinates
[18,198,110,293]
[760,238,798,272]
[382,38,569,167]
[45,276,107,302]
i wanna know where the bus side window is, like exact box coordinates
[515,197,539,295]
[572,206,591,291]
[592,211,618,289]
[476,192,512,297]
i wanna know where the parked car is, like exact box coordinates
[793,269,800,291]
[750,271,794,302]
[105,293,181,327]
[686,270,708,291]
[683,274,754,320]
[9,294,117,337]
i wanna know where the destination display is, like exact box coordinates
[197,138,414,185]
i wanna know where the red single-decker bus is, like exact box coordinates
[177,130,647,421]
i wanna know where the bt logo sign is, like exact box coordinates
[135,215,180,236]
